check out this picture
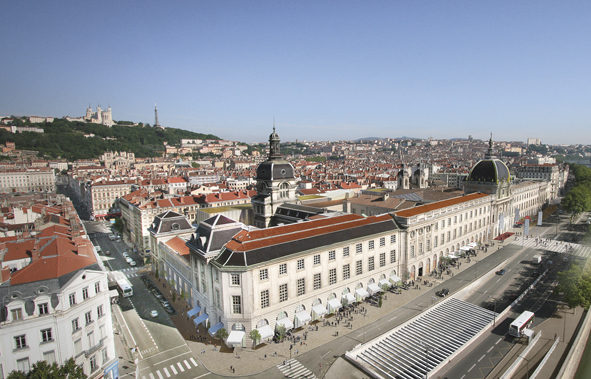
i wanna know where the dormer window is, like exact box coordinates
[11,308,23,321]
[172,223,180,230]
[38,303,49,315]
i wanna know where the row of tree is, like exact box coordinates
[561,164,591,217]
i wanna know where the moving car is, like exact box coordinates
[496,269,506,275]
[150,310,158,317]
[436,288,449,297]
[105,250,111,256]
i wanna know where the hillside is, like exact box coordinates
[0,118,220,161]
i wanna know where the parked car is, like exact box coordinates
[436,288,449,297]
[496,269,506,275]
[129,260,136,266]
[150,310,158,317]
[104,250,111,256]
[125,257,133,264]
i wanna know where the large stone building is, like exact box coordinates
[0,168,56,194]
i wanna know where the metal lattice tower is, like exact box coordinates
[154,103,161,128]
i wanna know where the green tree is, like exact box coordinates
[562,186,591,218]
[191,162,199,168]
[378,294,383,308]
[275,324,286,341]
[556,263,591,310]
[216,327,229,340]
[249,329,261,349]
[113,217,123,234]
[7,358,86,379]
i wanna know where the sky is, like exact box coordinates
[1,1,590,145]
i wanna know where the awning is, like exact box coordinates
[295,310,311,324]
[208,322,224,337]
[193,313,209,326]
[109,289,119,298]
[327,298,342,311]
[312,304,328,317]
[227,330,245,346]
[448,254,460,259]
[378,279,390,288]
[367,283,382,295]
[187,306,201,318]
[460,246,471,251]
[468,242,477,247]
[276,318,294,330]
[256,324,274,340]
[355,288,370,299]
[389,275,402,284]
[342,293,356,304]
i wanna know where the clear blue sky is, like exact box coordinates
[1,1,590,144]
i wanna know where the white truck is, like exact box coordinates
[532,255,542,264]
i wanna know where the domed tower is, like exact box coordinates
[464,134,512,238]
[252,126,298,228]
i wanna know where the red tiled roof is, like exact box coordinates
[394,193,489,217]
[164,237,191,261]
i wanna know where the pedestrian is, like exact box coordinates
[230,365,233,371]
[265,354,267,359]
[232,368,235,373]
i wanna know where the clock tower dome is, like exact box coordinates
[252,126,298,228]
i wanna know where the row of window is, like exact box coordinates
[258,251,397,310]
[69,282,102,307]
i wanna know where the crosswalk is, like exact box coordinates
[141,357,199,379]
[277,359,317,379]
[120,267,140,278]
[511,237,591,259]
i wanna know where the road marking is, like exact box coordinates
[460,375,466,379]
[149,373,155,379]
[322,351,331,358]
[496,338,502,345]
[156,371,163,379]
[497,278,501,282]
[190,358,198,367]
[170,365,177,375]
[389,316,397,321]
[177,362,185,372]
[184,360,191,369]
[468,364,476,372]
[163,368,170,377]
[487,346,494,353]
[194,373,211,379]
[478,355,486,362]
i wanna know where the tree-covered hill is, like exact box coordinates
[0,118,220,161]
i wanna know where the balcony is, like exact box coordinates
[84,340,104,358]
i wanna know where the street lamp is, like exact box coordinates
[489,296,497,327]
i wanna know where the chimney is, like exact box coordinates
[32,238,41,262]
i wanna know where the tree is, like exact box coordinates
[556,263,591,310]
[7,358,86,379]
[113,217,124,234]
[562,186,591,218]
[275,324,286,341]
[216,327,229,341]
[249,329,261,349]
[378,294,383,308]
[181,290,188,301]
[191,162,199,168]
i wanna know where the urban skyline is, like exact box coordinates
[1,1,590,144]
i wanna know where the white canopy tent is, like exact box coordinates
[227,330,245,346]
[294,310,311,328]
[389,275,402,284]
[256,324,274,341]
[378,278,390,288]
[276,317,294,330]
[327,298,342,313]
[312,304,328,319]
[355,287,370,300]
[342,293,356,304]
[367,283,382,296]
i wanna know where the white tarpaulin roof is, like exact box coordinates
[295,310,311,324]
[378,279,390,288]
[448,253,460,259]
[355,287,370,299]
[227,330,245,345]
[327,298,342,311]
[469,242,477,247]
[312,304,328,317]
[276,318,294,330]
[256,324,274,340]
[389,275,402,283]
[460,246,471,251]
[367,283,382,295]
[342,293,356,303]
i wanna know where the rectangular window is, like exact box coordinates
[453,230,456,239]
[410,245,415,258]
[231,274,240,286]
[16,358,30,374]
[356,243,362,254]
[448,218,451,226]
[102,348,109,364]
[232,296,242,314]
[343,264,350,280]
[90,355,97,372]
[313,254,321,265]
[419,243,423,254]
[215,289,220,308]
[279,283,288,302]
[447,231,451,241]
[368,240,374,250]
[69,293,76,306]
[82,287,89,300]
[297,259,305,270]
[14,335,26,349]
[297,278,305,296]
[313,273,321,290]
[441,220,445,228]
[390,235,396,244]
[279,263,287,275]
[454,216,457,224]
[368,256,375,271]
[380,252,386,267]
[427,240,431,251]
[261,290,269,309]
[356,260,363,275]
[390,250,396,263]
[99,325,106,341]
[259,269,268,281]
[214,269,219,283]
[434,236,438,248]
[72,318,80,333]
[97,305,104,318]
[11,308,23,321]
[95,282,101,293]
[38,303,49,315]
[85,311,92,325]
[41,328,53,343]
[343,246,350,257]
[43,350,56,364]
[329,268,337,285]
[328,250,336,261]
[379,237,385,247]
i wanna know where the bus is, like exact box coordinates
[117,279,133,297]
[509,311,534,337]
